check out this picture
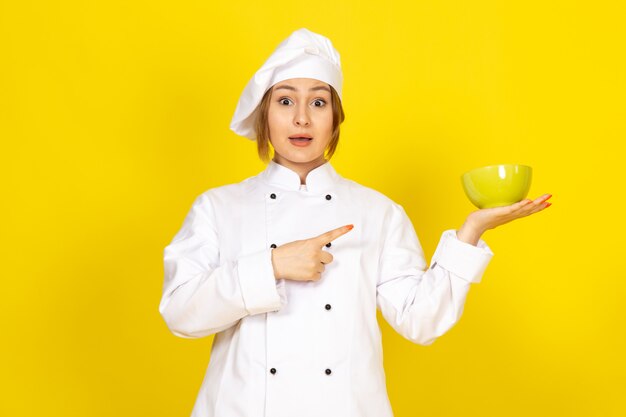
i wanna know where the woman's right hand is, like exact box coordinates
[270,225,354,281]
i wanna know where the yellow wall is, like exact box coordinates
[1,1,624,416]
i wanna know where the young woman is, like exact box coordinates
[160,28,552,417]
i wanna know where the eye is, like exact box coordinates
[278,97,293,106]
[312,99,326,107]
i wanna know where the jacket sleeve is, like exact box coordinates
[376,203,493,346]
[159,192,287,339]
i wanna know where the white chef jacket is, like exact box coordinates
[160,160,494,417]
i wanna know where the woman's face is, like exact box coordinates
[268,77,333,169]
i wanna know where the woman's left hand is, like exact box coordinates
[457,194,552,245]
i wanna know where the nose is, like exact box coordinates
[294,106,311,126]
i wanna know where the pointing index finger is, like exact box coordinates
[314,224,354,246]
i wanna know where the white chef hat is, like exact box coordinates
[229,28,343,140]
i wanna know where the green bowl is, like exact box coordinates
[461,164,532,209]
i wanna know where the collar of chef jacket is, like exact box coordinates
[260,160,340,193]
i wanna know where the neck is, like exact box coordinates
[272,155,327,185]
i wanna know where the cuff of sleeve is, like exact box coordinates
[237,249,285,315]
[431,229,494,284]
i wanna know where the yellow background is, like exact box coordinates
[1,1,624,416]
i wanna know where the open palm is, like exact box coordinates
[466,193,553,233]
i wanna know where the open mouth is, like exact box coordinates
[288,135,313,147]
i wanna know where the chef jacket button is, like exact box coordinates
[270,243,277,249]
[270,368,277,374]
[325,242,331,248]
[325,194,332,200]
[325,368,332,375]
[325,304,332,310]
[270,193,276,199]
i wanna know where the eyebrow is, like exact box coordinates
[274,84,331,93]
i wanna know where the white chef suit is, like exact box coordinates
[160,159,494,417]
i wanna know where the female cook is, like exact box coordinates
[159,28,552,417]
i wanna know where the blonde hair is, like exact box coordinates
[254,84,345,163]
